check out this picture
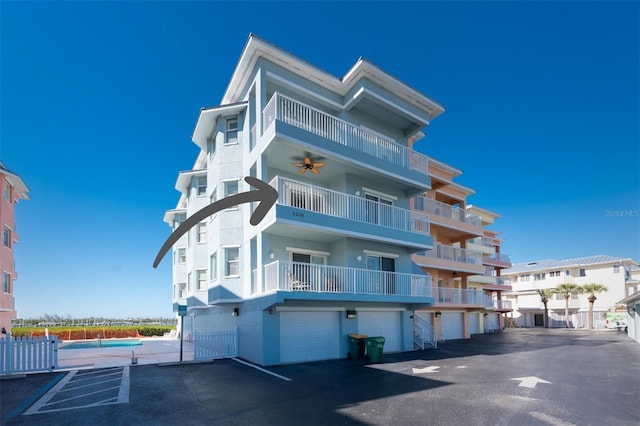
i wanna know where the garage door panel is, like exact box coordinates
[441,312,464,340]
[358,311,402,352]
[280,311,340,363]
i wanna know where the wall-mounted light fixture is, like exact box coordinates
[435,311,442,318]
[354,190,361,196]
[346,310,357,319]
[269,252,275,259]
[356,256,362,262]
[232,308,239,317]
[483,313,488,317]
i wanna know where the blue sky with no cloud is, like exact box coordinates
[1,1,638,318]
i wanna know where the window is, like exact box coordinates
[178,283,187,298]
[196,223,206,243]
[224,180,239,210]
[3,182,10,202]
[209,188,217,221]
[556,291,579,300]
[549,270,561,277]
[196,176,207,196]
[196,269,206,290]
[178,248,186,263]
[534,273,545,281]
[187,272,192,292]
[613,265,620,273]
[2,272,10,293]
[225,117,238,144]
[210,252,218,281]
[225,247,240,277]
[520,274,530,282]
[224,180,239,197]
[414,196,425,212]
[366,254,396,294]
[207,137,216,159]
[3,227,10,248]
[579,268,586,277]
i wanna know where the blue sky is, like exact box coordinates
[1,1,638,319]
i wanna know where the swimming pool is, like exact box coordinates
[60,338,142,349]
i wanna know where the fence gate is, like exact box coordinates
[0,335,59,375]
[194,328,238,360]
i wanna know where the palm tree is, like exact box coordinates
[537,289,555,328]
[581,283,608,329]
[555,283,583,328]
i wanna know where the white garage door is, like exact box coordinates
[469,313,481,334]
[486,313,499,331]
[441,312,464,340]
[358,311,402,352]
[280,311,340,363]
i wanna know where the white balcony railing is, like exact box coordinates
[415,196,482,227]
[271,177,430,236]
[494,300,513,310]
[259,260,431,297]
[423,243,483,265]
[433,287,492,306]
[484,252,512,265]
[263,93,429,176]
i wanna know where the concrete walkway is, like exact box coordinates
[56,337,194,371]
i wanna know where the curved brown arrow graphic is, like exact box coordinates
[153,176,278,268]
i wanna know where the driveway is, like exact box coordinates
[2,329,639,425]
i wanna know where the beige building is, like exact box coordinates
[503,255,639,329]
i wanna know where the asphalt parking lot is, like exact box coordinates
[2,328,639,425]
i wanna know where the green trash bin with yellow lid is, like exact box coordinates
[348,334,368,359]
[365,336,386,363]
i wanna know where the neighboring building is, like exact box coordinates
[164,34,508,365]
[411,157,512,341]
[503,255,639,329]
[0,162,29,333]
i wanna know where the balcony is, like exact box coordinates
[414,196,483,239]
[494,300,513,311]
[432,287,493,307]
[262,93,429,182]
[466,236,496,255]
[415,243,485,274]
[483,252,512,268]
[263,177,432,250]
[469,267,512,290]
[255,261,433,304]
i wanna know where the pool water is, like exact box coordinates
[60,338,142,349]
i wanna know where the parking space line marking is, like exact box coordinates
[232,357,292,382]
[22,366,130,415]
[118,366,130,403]
[60,377,122,393]
[529,411,577,426]
[23,370,78,415]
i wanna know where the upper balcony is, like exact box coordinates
[494,299,513,311]
[414,196,484,240]
[253,260,433,305]
[413,243,485,275]
[258,177,433,250]
[466,236,496,255]
[469,266,512,290]
[432,287,493,308]
[483,252,512,269]
[262,93,430,192]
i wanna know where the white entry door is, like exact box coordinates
[280,311,340,363]
[441,312,464,340]
[358,311,402,352]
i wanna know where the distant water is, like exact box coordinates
[60,338,142,349]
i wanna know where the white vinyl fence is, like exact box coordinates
[0,335,59,375]
[194,329,238,360]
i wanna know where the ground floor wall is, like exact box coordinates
[626,303,639,344]
[507,309,613,329]
[183,299,418,366]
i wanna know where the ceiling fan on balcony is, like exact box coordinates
[291,155,325,175]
